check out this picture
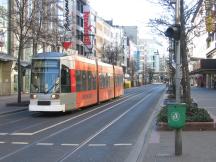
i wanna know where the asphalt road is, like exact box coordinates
[0,84,165,162]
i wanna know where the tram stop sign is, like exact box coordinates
[168,103,186,129]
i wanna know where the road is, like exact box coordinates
[0,84,165,162]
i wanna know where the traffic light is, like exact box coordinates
[165,24,181,40]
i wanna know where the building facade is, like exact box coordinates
[189,0,216,88]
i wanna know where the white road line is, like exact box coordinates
[10,93,141,136]
[11,142,29,145]
[10,133,33,136]
[36,143,54,146]
[59,93,152,162]
[0,142,5,144]
[126,86,166,162]
[0,133,8,136]
[114,143,132,146]
[61,144,79,146]
[88,144,107,147]
[0,89,154,161]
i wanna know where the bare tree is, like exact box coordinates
[2,0,65,103]
[149,0,204,107]
[101,43,124,66]
[10,0,37,103]
[31,0,64,55]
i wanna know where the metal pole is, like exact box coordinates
[175,0,182,156]
[7,0,12,56]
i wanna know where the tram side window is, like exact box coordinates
[99,74,102,88]
[61,65,71,93]
[105,74,108,88]
[107,75,110,88]
[92,73,97,90]
[120,75,123,85]
[76,70,82,92]
[115,76,118,86]
[87,71,92,90]
[82,71,87,91]
[100,74,104,88]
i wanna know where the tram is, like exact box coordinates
[29,52,124,112]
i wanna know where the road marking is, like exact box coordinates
[10,133,33,136]
[0,88,155,161]
[88,144,107,147]
[125,86,166,162]
[36,143,54,146]
[156,153,172,157]
[10,92,144,136]
[114,143,132,146]
[61,144,79,146]
[11,142,29,145]
[0,142,5,144]
[0,133,8,136]
[59,93,152,162]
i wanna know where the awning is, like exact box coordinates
[0,53,16,62]
[190,59,216,75]
[190,69,216,75]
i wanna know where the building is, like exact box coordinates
[189,0,216,88]
[0,0,16,95]
[95,17,113,59]
[138,38,165,83]
[0,0,93,96]
[123,26,138,44]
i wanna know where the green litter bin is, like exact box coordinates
[168,103,186,129]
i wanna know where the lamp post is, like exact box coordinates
[165,0,182,156]
[174,0,182,156]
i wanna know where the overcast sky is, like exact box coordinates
[90,0,163,38]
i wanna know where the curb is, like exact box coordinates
[157,122,216,131]
[127,86,167,162]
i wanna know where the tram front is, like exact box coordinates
[29,52,64,112]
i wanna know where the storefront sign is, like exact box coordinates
[83,5,92,47]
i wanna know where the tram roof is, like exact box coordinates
[32,52,65,59]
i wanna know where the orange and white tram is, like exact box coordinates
[29,52,124,112]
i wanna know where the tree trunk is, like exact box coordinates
[180,0,192,107]
[17,42,23,103]
[33,38,38,56]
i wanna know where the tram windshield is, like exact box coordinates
[30,59,60,93]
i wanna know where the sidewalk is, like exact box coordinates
[142,87,216,162]
[0,94,29,115]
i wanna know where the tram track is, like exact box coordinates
[0,85,161,161]
[0,85,157,135]
[0,86,156,137]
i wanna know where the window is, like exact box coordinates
[61,65,71,93]
[100,74,104,88]
[92,72,97,89]
[81,71,87,90]
[87,71,92,90]
[76,15,80,26]
[76,70,82,91]
[81,18,83,27]
[105,74,108,88]
[77,0,80,11]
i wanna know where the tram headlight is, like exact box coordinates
[30,94,37,99]
[51,94,59,99]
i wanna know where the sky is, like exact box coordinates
[90,0,164,38]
